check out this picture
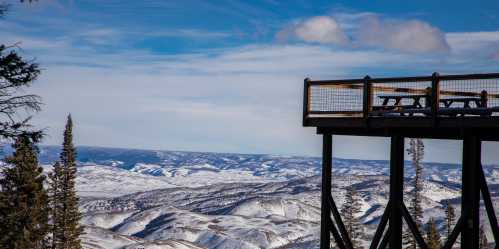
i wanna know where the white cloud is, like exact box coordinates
[356,16,450,53]
[277,16,348,45]
[279,14,450,54]
[446,31,499,58]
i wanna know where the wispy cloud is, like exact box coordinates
[3,4,499,162]
[144,29,232,39]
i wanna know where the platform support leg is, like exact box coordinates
[389,135,404,249]
[321,134,332,249]
[461,135,481,248]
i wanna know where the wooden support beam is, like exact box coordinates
[320,134,332,249]
[379,228,390,249]
[389,135,404,248]
[329,195,354,249]
[442,216,464,249]
[461,135,481,248]
[328,217,347,249]
[401,203,428,249]
[369,201,391,249]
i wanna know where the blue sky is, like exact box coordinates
[2,0,499,163]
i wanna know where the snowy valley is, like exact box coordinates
[3,146,499,248]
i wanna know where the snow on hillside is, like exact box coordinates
[78,173,498,248]
[2,145,498,248]
[82,226,203,249]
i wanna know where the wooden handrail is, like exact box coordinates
[308,72,499,85]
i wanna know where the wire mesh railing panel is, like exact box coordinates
[371,81,432,116]
[309,84,363,115]
[440,78,499,116]
[305,74,499,119]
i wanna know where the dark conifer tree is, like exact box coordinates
[341,184,363,248]
[444,200,455,240]
[48,161,63,248]
[0,136,49,249]
[403,138,425,249]
[0,1,43,142]
[479,225,489,249]
[425,218,441,249]
[49,115,83,249]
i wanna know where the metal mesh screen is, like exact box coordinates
[309,84,363,115]
[440,78,499,116]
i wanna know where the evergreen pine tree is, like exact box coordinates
[0,136,49,249]
[403,138,425,249]
[341,184,363,248]
[49,115,83,249]
[425,218,441,249]
[444,200,455,240]
[479,225,489,249]
[48,161,63,248]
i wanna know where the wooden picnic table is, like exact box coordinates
[372,94,429,116]
[439,97,484,108]
[374,94,428,110]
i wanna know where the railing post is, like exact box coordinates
[303,78,310,126]
[363,75,372,121]
[320,134,332,249]
[431,72,440,125]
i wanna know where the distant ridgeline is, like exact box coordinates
[0,145,499,182]
[1,145,497,179]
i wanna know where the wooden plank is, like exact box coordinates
[308,111,363,115]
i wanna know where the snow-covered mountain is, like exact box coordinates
[2,145,498,248]
[31,145,499,185]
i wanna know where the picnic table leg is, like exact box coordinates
[394,97,401,106]
[382,98,389,106]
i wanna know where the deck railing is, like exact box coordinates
[303,72,499,124]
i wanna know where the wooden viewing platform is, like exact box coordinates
[302,72,499,249]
